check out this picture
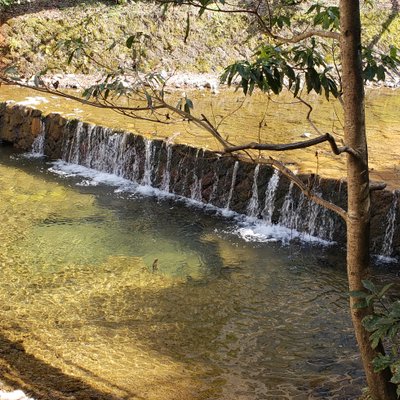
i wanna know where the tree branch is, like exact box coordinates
[224,132,355,156]
[269,157,347,221]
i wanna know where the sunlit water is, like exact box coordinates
[1,85,400,189]
[0,146,398,400]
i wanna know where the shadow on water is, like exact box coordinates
[0,331,137,399]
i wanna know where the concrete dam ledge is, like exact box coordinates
[0,101,399,259]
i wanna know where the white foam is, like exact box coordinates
[16,97,49,106]
[374,255,398,265]
[0,390,34,400]
[21,151,45,159]
[232,217,333,246]
[47,160,334,247]
[49,161,133,188]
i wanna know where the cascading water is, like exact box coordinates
[261,169,280,224]
[53,122,340,245]
[225,161,239,210]
[246,164,260,218]
[208,172,219,205]
[142,139,155,186]
[66,121,83,164]
[30,122,45,156]
[160,143,172,192]
[279,182,295,228]
[381,190,399,258]
[190,149,203,202]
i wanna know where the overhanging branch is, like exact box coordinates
[269,158,348,221]
[224,132,355,156]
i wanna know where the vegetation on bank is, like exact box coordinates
[0,0,399,77]
[0,0,253,75]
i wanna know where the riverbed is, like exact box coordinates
[0,145,385,399]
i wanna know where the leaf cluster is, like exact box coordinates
[0,0,14,8]
[351,280,400,397]
[363,46,400,83]
[220,43,339,100]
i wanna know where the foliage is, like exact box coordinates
[220,41,339,100]
[1,2,252,75]
[218,3,400,100]
[351,280,400,397]
[0,0,14,7]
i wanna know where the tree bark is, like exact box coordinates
[340,1,397,398]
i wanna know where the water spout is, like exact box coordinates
[247,164,260,218]
[30,121,45,157]
[262,169,280,224]
[190,149,202,202]
[279,182,295,228]
[225,161,239,210]
[142,139,155,186]
[161,143,172,192]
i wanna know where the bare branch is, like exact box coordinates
[159,0,339,43]
[277,29,340,44]
[223,132,355,156]
[0,78,165,112]
[370,182,387,191]
[269,158,347,221]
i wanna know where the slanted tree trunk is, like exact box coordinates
[340,1,397,398]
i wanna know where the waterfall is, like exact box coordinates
[208,172,219,205]
[247,164,260,217]
[307,197,321,237]
[50,120,342,244]
[381,191,399,257]
[142,139,155,186]
[31,122,45,156]
[190,149,202,202]
[66,121,83,164]
[225,161,239,210]
[262,170,280,224]
[160,143,172,192]
[279,182,295,227]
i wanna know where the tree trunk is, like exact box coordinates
[340,1,397,398]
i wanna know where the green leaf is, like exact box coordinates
[353,299,368,309]
[391,364,400,384]
[185,97,194,110]
[362,280,377,293]
[145,93,153,109]
[126,35,135,49]
[378,283,394,298]
[350,290,368,299]
[67,50,76,65]
[376,65,386,81]
[372,353,392,372]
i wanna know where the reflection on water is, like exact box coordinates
[1,146,395,399]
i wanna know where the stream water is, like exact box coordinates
[1,145,399,400]
[1,85,400,188]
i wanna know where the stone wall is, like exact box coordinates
[0,101,399,258]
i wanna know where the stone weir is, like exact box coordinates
[0,101,399,258]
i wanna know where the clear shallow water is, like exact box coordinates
[0,146,397,399]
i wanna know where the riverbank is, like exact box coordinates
[1,0,400,81]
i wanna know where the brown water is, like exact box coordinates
[0,85,399,188]
[0,146,378,399]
